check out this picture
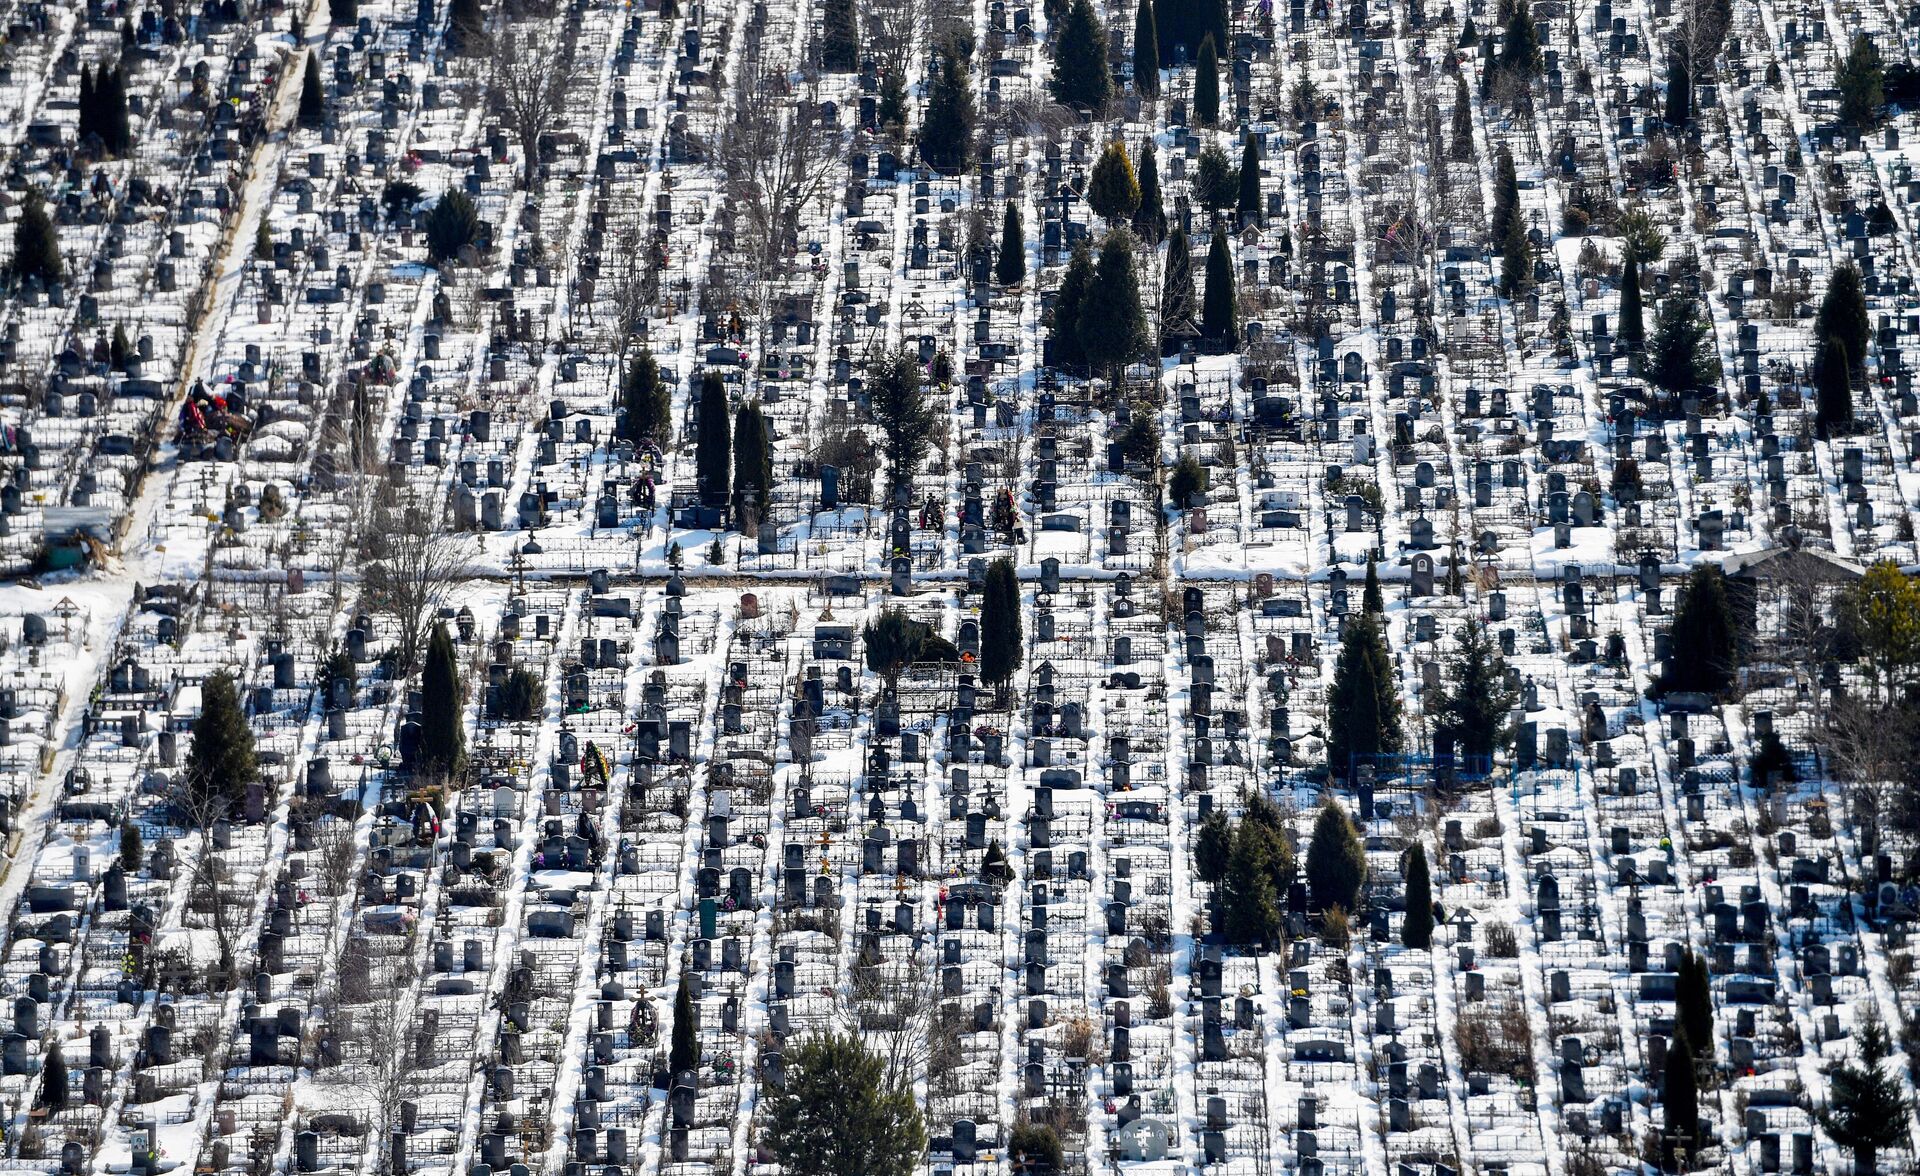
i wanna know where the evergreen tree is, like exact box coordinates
[1664,1028,1700,1171]
[877,70,907,129]
[1434,618,1518,763]
[1235,135,1262,217]
[1327,611,1402,775]
[1201,224,1236,348]
[995,200,1026,285]
[694,372,731,507]
[1199,0,1229,57]
[1193,810,1232,885]
[1168,455,1206,510]
[1304,800,1367,914]
[1401,842,1434,949]
[1665,51,1692,127]
[1154,0,1180,61]
[1676,949,1714,1068]
[299,50,326,128]
[1815,262,1869,385]
[330,0,356,27]
[1647,296,1721,400]
[1836,33,1884,131]
[1160,223,1198,343]
[40,1043,67,1112]
[919,54,975,174]
[1490,146,1520,247]
[1086,141,1140,226]
[1501,210,1531,297]
[1620,253,1645,346]
[1819,1014,1911,1176]
[1657,565,1739,696]
[1049,240,1095,371]
[9,189,62,286]
[1193,142,1237,209]
[1221,817,1283,944]
[869,348,934,492]
[1458,13,1477,45]
[1051,0,1112,108]
[1194,34,1220,125]
[119,819,143,871]
[620,347,670,446]
[1133,0,1160,97]
[820,0,858,71]
[1362,556,1384,614]
[419,622,465,779]
[980,557,1023,689]
[1815,338,1853,435]
[1134,141,1167,242]
[669,971,700,1076]
[762,1033,925,1176]
[1498,0,1540,82]
[1449,77,1474,160]
[730,402,771,525]
[78,65,97,145]
[423,188,481,262]
[446,0,482,54]
[186,671,256,807]
[101,61,131,154]
[1077,231,1150,383]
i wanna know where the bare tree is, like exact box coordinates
[173,783,247,991]
[318,947,421,1175]
[603,225,661,343]
[1826,696,1920,852]
[863,0,929,79]
[488,22,574,184]
[359,499,476,673]
[843,939,940,1094]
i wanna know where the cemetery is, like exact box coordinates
[2,0,1920,1166]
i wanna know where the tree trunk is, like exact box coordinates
[1853,1146,1875,1176]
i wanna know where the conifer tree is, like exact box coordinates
[1305,800,1366,914]
[762,1033,924,1176]
[1236,135,1261,217]
[1160,223,1197,346]
[1816,262,1869,385]
[9,189,62,286]
[1049,240,1095,371]
[620,347,670,446]
[1363,556,1384,614]
[1221,817,1283,944]
[330,0,356,27]
[1086,141,1140,226]
[1676,949,1714,1067]
[1657,565,1739,696]
[1134,141,1166,243]
[419,621,465,779]
[1490,146,1520,246]
[1816,339,1853,435]
[1433,618,1517,763]
[101,61,131,154]
[730,402,771,525]
[299,50,326,128]
[1133,0,1160,97]
[1449,77,1474,160]
[1819,1014,1910,1176]
[186,671,256,807]
[1665,51,1692,127]
[1193,810,1232,885]
[1194,33,1220,125]
[820,0,858,71]
[1498,0,1540,82]
[869,348,934,492]
[1401,842,1434,948]
[1201,224,1236,348]
[78,65,98,144]
[919,54,975,174]
[40,1043,67,1112]
[447,0,482,53]
[1077,231,1150,384]
[1647,296,1721,400]
[669,971,700,1076]
[1836,33,1885,131]
[1051,0,1112,108]
[1327,611,1402,775]
[1501,211,1531,297]
[1664,1027,1700,1171]
[694,372,731,507]
[995,200,1026,285]
[980,557,1023,689]
[1620,253,1645,346]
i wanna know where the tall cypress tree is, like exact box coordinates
[40,1043,68,1112]
[1433,618,1518,763]
[1051,0,1112,109]
[1490,146,1519,246]
[101,61,131,154]
[1620,253,1645,346]
[995,200,1026,286]
[919,54,975,174]
[1676,949,1714,1068]
[78,65,97,144]
[1236,135,1262,218]
[1815,339,1853,435]
[1815,262,1869,384]
[694,372,731,507]
[1501,211,1531,297]
[1160,223,1197,346]
[1134,140,1166,243]
[1077,231,1149,384]
[1657,565,1738,696]
[1665,52,1692,127]
[419,621,465,779]
[299,50,326,128]
[730,402,771,525]
[1086,141,1141,226]
[1664,1028,1700,1171]
[980,557,1023,689]
[330,0,357,26]
[1327,611,1402,776]
[1194,34,1220,126]
[620,347,670,445]
[1201,225,1236,347]
[669,970,700,1076]
[1132,0,1160,97]
[9,189,62,286]
[1049,240,1095,372]
[1449,77,1474,160]
[1304,800,1367,914]
[1363,555,1384,613]
[186,671,256,807]
[1401,842,1434,948]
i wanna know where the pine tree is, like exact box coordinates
[1490,146,1520,247]
[1201,224,1236,348]
[299,51,326,128]
[1836,34,1885,131]
[1458,13,1477,44]
[1077,231,1150,384]
[40,1043,68,1112]
[1449,77,1474,160]
[1200,0,1229,56]
[730,402,771,526]
[1086,141,1140,225]
[1160,223,1197,342]
[980,557,1023,689]
[1401,842,1434,949]
[869,348,934,492]
[1235,135,1262,217]
[1134,141,1167,243]
[1051,0,1112,108]
[1193,142,1237,209]
[1133,0,1160,97]
[919,54,975,174]
[995,200,1026,285]
[820,0,858,71]
[186,671,256,807]
[1816,338,1853,435]
[669,971,700,1076]
[1819,1014,1911,1176]
[1304,800,1367,914]
[423,188,481,262]
[119,819,143,871]
[1657,565,1738,696]
[419,621,465,778]
[1363,556,1384,613]
[1327,611,1402,775]
[1434,618,1518,763]
[78,65,97,144]
[1501,210,1531,297]
[1194,33,1220,126]
[694,372,731,507]
[1815,262,1869,385]
[762,1033,925,1176]
[101,61,131,154]
[1498,0,1540,81]
[620,347,670,445]
[1620,253,1645,346]
[1676,949,1714,1068]
[1168,455,1206,509]
[877,70,907,129]
[1049,240,1096,372]
[1665,52,1692,127]
[330,0,356,26]
[1193,810,1232,885]
[9,189,62,286]
[1664,1028,1700,1171]
[1647,296,1722,400]
[1221,818,1283,944]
